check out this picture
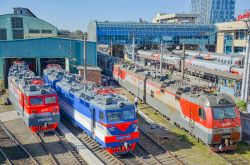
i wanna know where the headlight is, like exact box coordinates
[132,124,138,129]
[53,107,59,113]
[109,127,116,131]
[31,110,37,113]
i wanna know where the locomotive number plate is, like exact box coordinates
[38,118,52,122]
[41,108,49,112]
[116,135,131,141]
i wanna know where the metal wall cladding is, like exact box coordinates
[0,14,57,40]
[0,38,97,79]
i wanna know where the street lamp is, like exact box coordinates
[83,33,87,81]
[240,17,250,103]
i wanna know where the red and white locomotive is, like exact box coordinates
[8,61,60,132]
[113,63,242,151]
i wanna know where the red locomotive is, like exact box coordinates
[113,63,241,151]
[8,61,60,132]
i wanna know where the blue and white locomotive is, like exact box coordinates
[43,64,139,154]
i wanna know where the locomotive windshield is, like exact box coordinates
[30,97,43,105]
[45,96,57,104]
[212,107,236,120]
[29,95,57,106]
[107,110,135,122]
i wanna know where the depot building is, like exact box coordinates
[0,8,97,87]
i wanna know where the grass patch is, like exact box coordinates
[236,142,250,160]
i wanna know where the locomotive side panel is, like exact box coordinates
[123,72,145,100]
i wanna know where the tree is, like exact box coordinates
[236,100,247,112]
[75,30,83,36]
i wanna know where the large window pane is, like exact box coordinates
[0,29,7,40]
[42,30,52,34]
[11,17,23,28]
[29,29,40,33]
[13,29,24,39]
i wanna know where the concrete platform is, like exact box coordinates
[58,123,104,165]
[0,110,21,122]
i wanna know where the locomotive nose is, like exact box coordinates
[114,122,131,132]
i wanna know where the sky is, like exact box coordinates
[0,0,249,31]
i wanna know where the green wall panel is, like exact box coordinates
[0,37,97,82]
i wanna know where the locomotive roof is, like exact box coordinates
[8,63,56,96]
[45,67,133,110]
[118,63,235,107]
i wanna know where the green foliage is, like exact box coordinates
[236,100,247,112]
[165,70,173,78]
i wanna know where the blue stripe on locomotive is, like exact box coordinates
[56,84,137,135]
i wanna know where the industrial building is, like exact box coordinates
[0,37,97,87]
[216,21,247,54]
[152,13,198,24]
[88,21,216,50]
[0,8,57,40]
[191,0,235,24]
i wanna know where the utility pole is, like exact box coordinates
[160,40,163,73]
[110,37,113,56]
[241,18,250,102]
[83,35,87,81]
[181,43,186,80]
[132,35,135,63]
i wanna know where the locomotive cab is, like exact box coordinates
[24,91,60,132]
[199,94,241,151]
[93,95,139,154]
[8,62,60,133]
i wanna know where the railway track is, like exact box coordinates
[76,128,125,165]
[62,119,125,165]
[0,121,38,165]
[218,152,250,165]
[138,128,185,165]
[0,147,12,165]
[34,131,85,165]
[117,152,143,165]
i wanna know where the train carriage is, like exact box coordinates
[8,61,60,132]
[113,63,241,152]
[44,65,139,154]
[135,50,244,75]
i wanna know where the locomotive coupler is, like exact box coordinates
[124,142,128,149]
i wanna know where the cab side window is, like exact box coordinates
[99,111,104,121]
[199,108,206,120]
